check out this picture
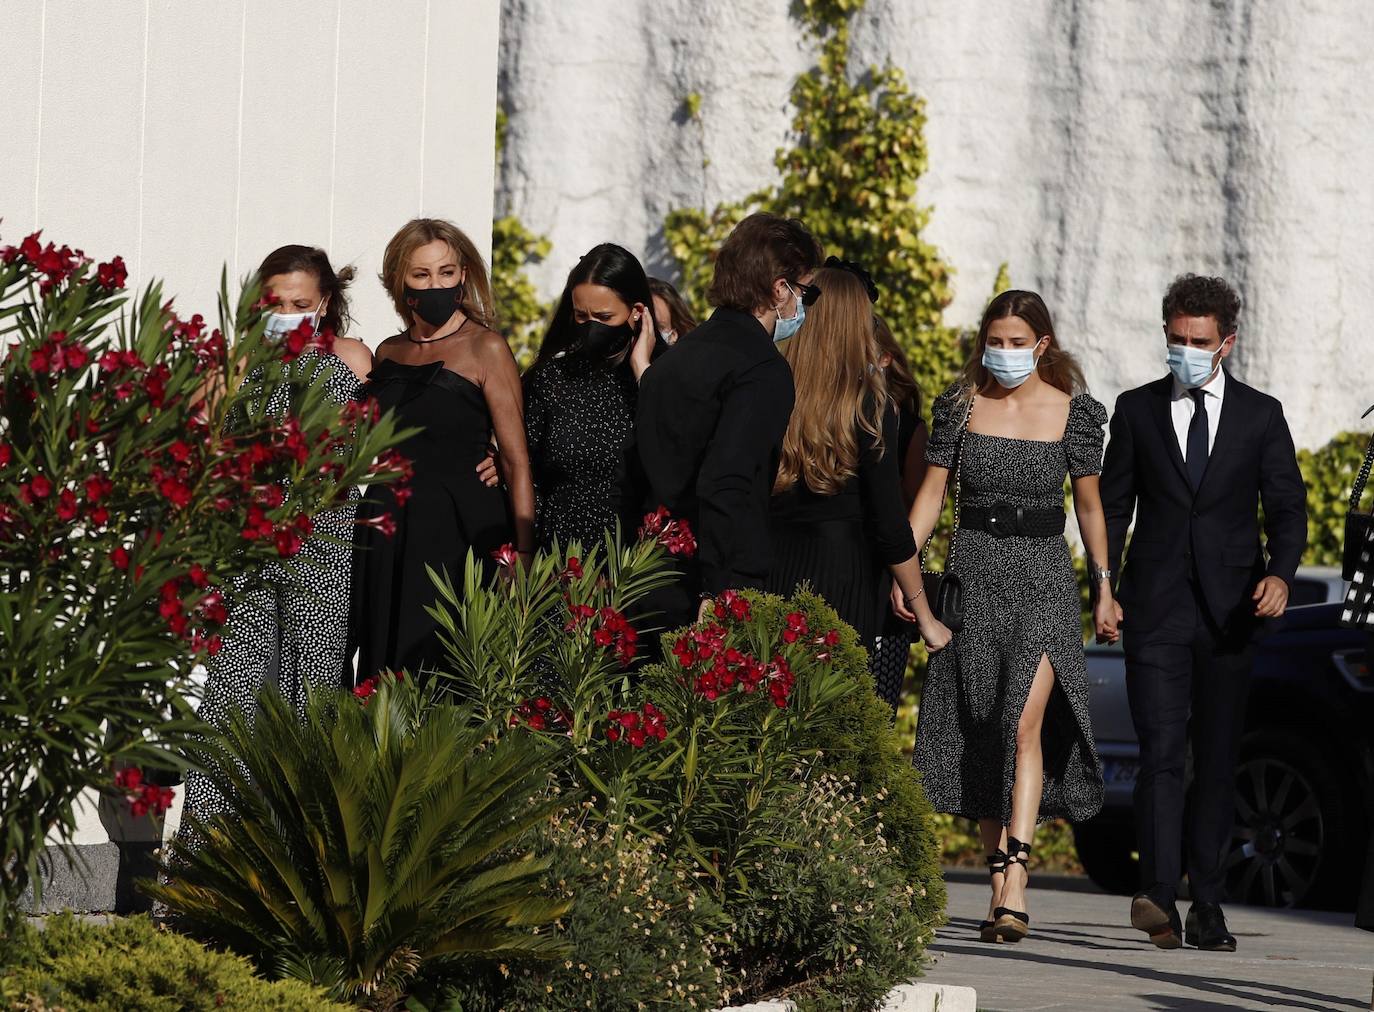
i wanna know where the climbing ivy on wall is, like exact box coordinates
[1298,429,1374,566]
[491,109,552,367]
[663,0,964,397]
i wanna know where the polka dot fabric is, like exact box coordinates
[524,353,640,549]
[912,384,1107,825]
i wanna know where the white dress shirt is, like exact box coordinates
[1170,365,1225,459]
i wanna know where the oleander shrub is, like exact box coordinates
[0,912,345,1011]
[1297,428,1374,566]
[722,775,934,1012]
[0,228,404,937]
[147,676,570,1008]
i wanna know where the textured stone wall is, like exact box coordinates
[498,0,1374,448]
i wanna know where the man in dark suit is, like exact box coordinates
[1101,274,1307,952]
[636,213,822,625]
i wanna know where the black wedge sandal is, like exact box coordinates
[978,848,1008,943]
[992,836,1032,943]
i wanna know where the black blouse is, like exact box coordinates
[770,401,918,567]
[523,352,641,550]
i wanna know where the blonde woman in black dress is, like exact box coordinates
[894,290,1117,942]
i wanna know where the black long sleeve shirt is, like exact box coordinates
[636,307,795,595]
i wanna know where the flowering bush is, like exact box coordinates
[0,229,405,935]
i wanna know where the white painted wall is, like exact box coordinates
[498,0,1374,449]
[0,0,500,348]
[0,0,500,852]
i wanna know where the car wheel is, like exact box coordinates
[1073,815,1139,896]
[1223,732,1361,909]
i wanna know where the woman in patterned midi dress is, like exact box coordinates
[181,246,372,841]
[893,290,1117,943]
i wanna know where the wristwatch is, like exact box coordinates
[1090,563,1113,585]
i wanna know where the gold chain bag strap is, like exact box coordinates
[920,393,974,633]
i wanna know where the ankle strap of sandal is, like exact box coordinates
[1006,836,1033,868]
[986,848,1009,875]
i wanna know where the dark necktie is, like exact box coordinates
[1186,388,1209,491]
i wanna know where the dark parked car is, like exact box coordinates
[1074,568,1374,909]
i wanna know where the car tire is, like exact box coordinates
[1073,814,1139,896]
[1223,731,1365,910]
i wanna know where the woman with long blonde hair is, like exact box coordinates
[766,263,925,649]
[350,218,534,682]
[893,289,1115,944]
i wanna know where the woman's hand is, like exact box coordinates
[918,615,953,653]
[629,302,656,381]
[1094,592,1121,645]
[475,445,502,488]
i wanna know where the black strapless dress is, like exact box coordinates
[351,359,510,681]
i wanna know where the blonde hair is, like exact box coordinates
[775,267,888,495]
[955,289,1085,402]
[380,218,495,328]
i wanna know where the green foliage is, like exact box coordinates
[0,235,404,936]
[662,0,964,397]
[147,677,570,1008]
[782,608,946,931]
[1298,429,1373,565]
[0,912,345,1011]
[487,814,727,1011]
[492,109,552,367]
[723,775,932,1012]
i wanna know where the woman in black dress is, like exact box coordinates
[869,313,928,708]
[351,218,534,681]
[766,263,925,649]
[521,244,659,550]
[893,290,1116,943]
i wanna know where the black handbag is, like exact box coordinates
[1342,413,1374,583]
[920,395,973,633]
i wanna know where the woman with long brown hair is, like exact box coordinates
[869,313,928,708]
[766,263,925,650]
[350,218,534,682]
[894,289,1115,944]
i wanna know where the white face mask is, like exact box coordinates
[982,344,1042,389]
[265,300,324,339]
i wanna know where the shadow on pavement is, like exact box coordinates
[932,941,1365,1011]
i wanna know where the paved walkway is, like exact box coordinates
[924,874,1373,1011]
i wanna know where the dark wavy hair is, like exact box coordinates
[535,244,657,365]
[1161,273,1242,336]
[647,277,697,339]
[255,245,354,336]
[706,213,823,314]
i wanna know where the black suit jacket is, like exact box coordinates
[1100,372,1307,635]
[636,308,795,595]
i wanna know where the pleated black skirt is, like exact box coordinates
[766,518,883,648]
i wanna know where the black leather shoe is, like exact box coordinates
[1186,902,1237,952]
[1131,887,1183,949]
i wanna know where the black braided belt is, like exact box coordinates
[958,502,1065,538]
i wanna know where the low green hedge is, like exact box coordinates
[1,912,345,1011]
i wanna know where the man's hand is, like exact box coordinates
[696,597,714,623]
[1252,575,1290,618]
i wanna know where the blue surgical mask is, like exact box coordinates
[1166,344,1219,389]
[265,300,323,339]
[773,283,806,343]
[982,345,1040,389]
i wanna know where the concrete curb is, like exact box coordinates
[716,982,977,1012]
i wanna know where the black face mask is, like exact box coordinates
[404,285,464,328]
[575,319,634,358]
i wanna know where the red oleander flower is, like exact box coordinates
[88,505,109,526]
[55,489,78,521]
[110,546,130,569]
[168,440,192,463]
[23,473,52,501]
[353,677,378,701]
[491,543,519,570]
[782,610,809,643]
[188,564,208,588]
[114,767,143,791]
[562,556,583,582]
[84,474,112,501]
[95,256,128,290]
[0,445,10,467]
[275,527,303,557]
[714,589,752,623]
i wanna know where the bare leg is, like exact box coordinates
[1001,653,1057,914]
[979,818,1008,921]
